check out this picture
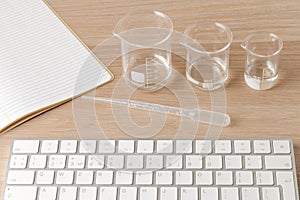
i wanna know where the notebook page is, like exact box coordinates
[0,0,113,132]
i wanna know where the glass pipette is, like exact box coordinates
[81,96,230,127]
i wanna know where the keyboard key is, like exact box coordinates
[166,155,182,169]
[99,187,117,200]
[119,187,137,200]
[118,140,135,153]
[4,186,37,200]
[96,171,113,185]
[59,187,77,200]
[126,155,144,169]
[76,171,94,185]
[196,171,213,185]
[29,155,47,169]
[79,187,97,200]
[41,140,58,153]
[116,171,133,185]
[196,140,212,154]
[221,187,239,200]
[60,140,77,153]
[276,171,297,200]
[160,187,177,200]
[215,140,231,154]
[273,140,291,154]
[176,171,193,185]
[241,187,260,200]
[254,140,271,154]
[79,140,96,153]
[265,155,292,169]
[176,140,193,153]
[48,155,66,169]
[262,187,280,200]
[256,171,273,185]
[206,155,222,169]
[36,170,54,184]
[137,140,154,153]
[68,155,85,169]
[155,171,173,185]
[186,155,202,169]
[216,171,233,185]
[13,140,39,154]
[201,187,218,200]
[38,187,57,200]
[245,155,262,169]
[140,187,157,200]
[10,155,27,169]
[56,170,74,185]
[99,140,115,153]
[7,170,34,185]
[236,171,253,185]
[87,155,104,169]
[136,171,153,185]
[181,187,198,200]
[156,140,173,153]
[234,140,251,154]
[146,155,163,169]
[225,155,242,169]
[107,155,124,169]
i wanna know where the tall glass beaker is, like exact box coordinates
[113,11,173,91]
[182,22,232,91]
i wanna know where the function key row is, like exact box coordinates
[12,139,291,154]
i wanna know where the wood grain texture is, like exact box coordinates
[1,0,300,196]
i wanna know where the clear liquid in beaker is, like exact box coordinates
[123,49,172,91]
[244,60,278,90]
[186,58,228,90]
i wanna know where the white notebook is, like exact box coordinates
[0,0,114,133]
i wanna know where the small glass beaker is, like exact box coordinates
[182,22,232,91]
[113,11,173,91]
[241,32,283,90]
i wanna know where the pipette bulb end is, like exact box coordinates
[223,114,231,127]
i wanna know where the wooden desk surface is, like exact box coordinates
[1,0,300,196]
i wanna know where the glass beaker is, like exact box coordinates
[182,22,232,91]
[241,32,283,90]
[113,11,173,91]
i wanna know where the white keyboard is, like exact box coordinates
[3,139,299,200]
